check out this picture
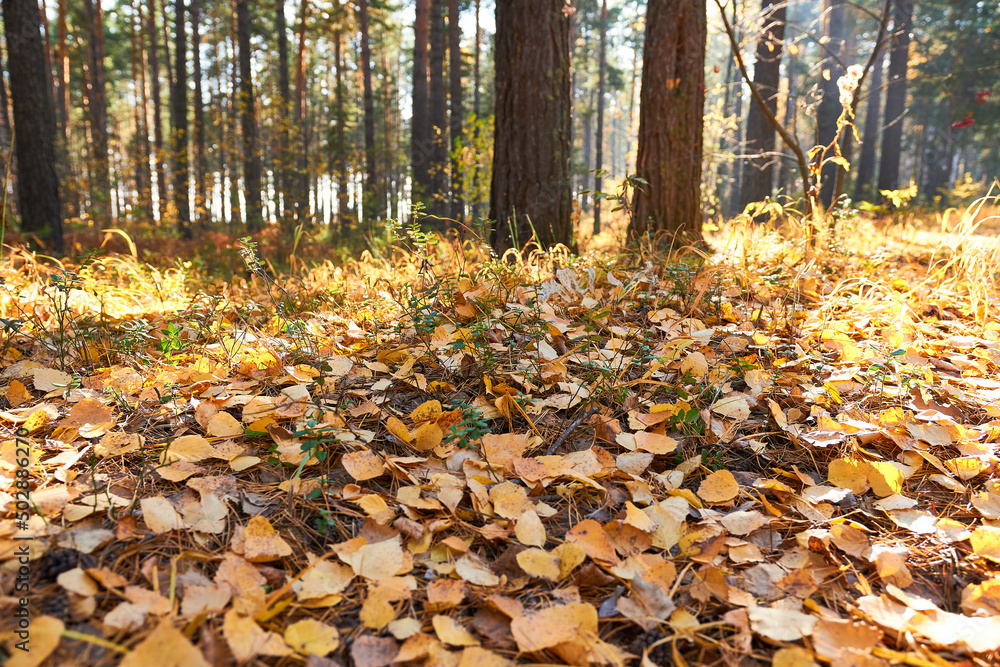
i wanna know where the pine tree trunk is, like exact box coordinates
[358,0,379,220]
[333,29,350,230]
[877,0,913,197]
[738,0,785,214]
[172,0,190,236]
[148,0,166,220]
[412,0,430,212]
[131,1,151,224]
[3,0,64,252]
[817,0,845,208]
[489,0,573,252]
[448,0,463,222]
[237,0,261,230]
[853,46,883,201]
[82,0,111,223]
[192,0,205,226]
[471,0,481,218]
[777,49,797,195]
[593,0,608,235]
[429,0,448,218]
[0,50,18,226]
[293,0,309,222]
[630,0,706,243]
[581,91,594,212]
[276,0,290,221]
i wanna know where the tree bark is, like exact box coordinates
[412,0,430,211]
[853,46,883,201]
[429,0,448,217]
[877,0,913,197]
[448,0,463,222]
[630,0,706,244]
[192,0,205,226]
[293,0,309,222]
[357,0,379,220]
[594,0,608,235]
[817,0,845,208]
[237,0,261,230]
[148,0,166,220]
[489,0,573,253]
[55,0,68,144]
[132,0,152,224]
[171,0,190,236]
[2,0,64,252]
[0,52,16,224]
[738,0,785,213]
[333,28,350,230]
[82,0,111,223]
[276,0,290,220]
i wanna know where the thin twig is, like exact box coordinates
[545,405,601,456]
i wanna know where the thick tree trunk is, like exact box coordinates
[358,0,379,220]
[3,0,64,252]
[412,0,430,211]
[293,0,309,222]
[817,0,845,208]
[429,0,448,217]
[877,0,913,197]
[172,0,190,236]
[738,0,785,213]
[593,0,608,235]
[276,0,290,220]
[854,46,884,201]
[489,0,573,252]
[192,0,205,226]
[237,0,261,230]
[148,0,166,220]
[630,0,706,244]
[82,0,111,223]
[448,0,463,222]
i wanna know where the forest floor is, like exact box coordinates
[0,206,998,666]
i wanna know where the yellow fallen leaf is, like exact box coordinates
[342,450,385,481]
[516,548,561,582]
[118,618,209,667]
[433,614,480,646]
[412,422,443,451]
[208,412,244,437]
[514,509,546,547]
[698,469,739,504]
[565,519,618,564]
[340,537,405,580]
[140,496,184,534]
[411,400,442,423]
[360,594,396,630]
[454,553,500,587]
[223,610,292,662]
[634,431,679,455]
[385,415,412,443]
[285,619,340,657]
[161,434,214,464]
[6,616,64,667]
[970,526,1000,563]
[243,516,293,562]
[827,458,871,494]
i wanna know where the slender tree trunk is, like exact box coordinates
[3,0,64,252]
[236,0,261,230]
[854,45,883,201]
[412,0,430,212]
[630,0,706,243]
[817,0,845,208]
[192,0,205,226]
[0,52,18,226]
[293,0,309,221]
[593,0,608,235]
[132,1,152,224]
[429,0,448,218]
[276,0,289,221]
[333,28,350,230]
[228,11,242,229]
[738,0,785,213]
[448,0,463,222]
[471,0,481,218]
[489,0,573,252]
[627,39,638,175]
[82,0,111,223]
[725,0,744,217]
[358,0,379,220]
[581,92,594,212]
[55,0,69,142]
[172,0,190,236]
[877,0,913,198]
[148,0,166,220]
[777,48,797,195]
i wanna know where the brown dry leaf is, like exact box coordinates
[361,594,396,630]
[514,509,546,547]
[711,394,751,420]
[427,579,467,609]
[458,647,512,667]
[509,602,597,652]
[489,481,535,519]
[411,399,442,422]
[566,519,619,564]
[140,496,184,534]
[340,537,405,580]
[243,516,293,562]
[455,553,500,587]
[623,502,657,533]
[96,431,142,457]
[207,412,244,437]
[5,616,64,667]
[771,647,819,667]
[747,606,817,641]
[5,379,30,407]
[343,450,385,481]
[350,634,399,667]
[433,614,480,646]
[698,469,739,504]
[634,431,679,455]
[119,619,209,667]
[811,618,881,662]
[297,560,355,600]
[284,618,340,656]
[481,432,530,471]
[223,610,292,661]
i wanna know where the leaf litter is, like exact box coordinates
[0,221,999,665]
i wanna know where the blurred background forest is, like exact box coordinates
[1,0,998,261]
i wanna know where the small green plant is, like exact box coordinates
[158,323,187,361]
[443,402,492,450]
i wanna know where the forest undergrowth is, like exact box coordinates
[0,203,998,666]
